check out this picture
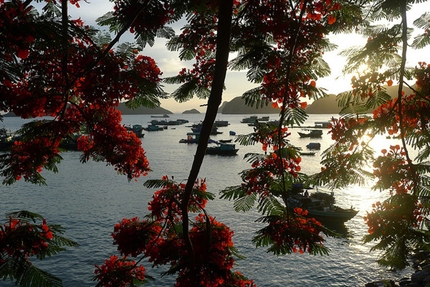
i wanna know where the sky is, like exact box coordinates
[65,1,430,113]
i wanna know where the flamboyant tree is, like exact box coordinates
[311,0,430,270]
[2,0,430,286]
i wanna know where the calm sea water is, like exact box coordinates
[0,113,413,286]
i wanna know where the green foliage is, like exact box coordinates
[220,185,257,212]
[1,211,78,287]
[412,12,430,48]
[144,178,215,202]
[164,76,212,101]
[165,31,196,60]
[362,194,430,270]
[336,88,392,115]
[252,214,331,256]
[283,106,308,127]
[314,140,375,189]
[242,87,272,109]
[0,257,63,287]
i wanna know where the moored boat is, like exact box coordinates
[241,115,270,124]
[287,184,358,223]
[299,151,316,156]
[179,132,217,144]
[150,119,189,126]
[306,142,321,150]
[191,123,222,135]
[206,143,238,156]
[144,124,164,131]
[297,129,323,138]
[214,120,229,127]
[125,124,145,138]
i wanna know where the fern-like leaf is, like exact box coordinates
[0,257,63,287]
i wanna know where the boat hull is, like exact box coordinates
[287,193,358,223]
[206,148,238,156]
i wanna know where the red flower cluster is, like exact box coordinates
[173,215,256,287]
[373,145,414,193]
[364,193,422,236]
[0,216,54,260]
[94,255,146,287]
[112,217,162,257]
[113,0,173,35]
[1,1,165,184]
[243,152,302,197]
[148,177,209,220]
[0,1,35,68]
[256,208,324,255]
[96,176,255,286]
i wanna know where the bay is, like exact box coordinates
[0,113,413,286]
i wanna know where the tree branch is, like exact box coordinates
[180,0,233,279]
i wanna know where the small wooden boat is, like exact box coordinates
[299,151,316,156]
[298,129,323,138]
[150,119,189,126]
[191,123,222,135]
[306,142,321,150]
[241,116,269,124]
[144,124,164,131]
[125,124,145,138]
[287,185,358,223]
[206,143,238,156]
[214,120,229,127]
[179,132,217,144]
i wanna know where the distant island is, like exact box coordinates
[217,94,340,114]
[220,84,412,114]
[116,102,173,115]
[2,85,410,117]
[182,109,200,114]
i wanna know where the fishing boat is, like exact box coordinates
[191,123,222,135]
[287,184,358,223]
[306,142,321,150]
[144,124,164,131]
[299,151,316,156]
[179,132,217,144]
[206,143,238,156]
[150,119,189,126]
[297,129,323,138]
[214,120,229,127]
[125,124,145,138]
[241,115,270,125]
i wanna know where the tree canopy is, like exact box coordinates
[1,0,430,286]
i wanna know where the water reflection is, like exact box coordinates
[322,220,351,237]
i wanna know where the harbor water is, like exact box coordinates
[0,113,413,286]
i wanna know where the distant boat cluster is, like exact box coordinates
[0,115,330,158]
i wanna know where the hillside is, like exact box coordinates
[116,102,173,115]
[219,85,413,115]
[220,97,279,114]
[305,94,339,114]
[305,84,414,114]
